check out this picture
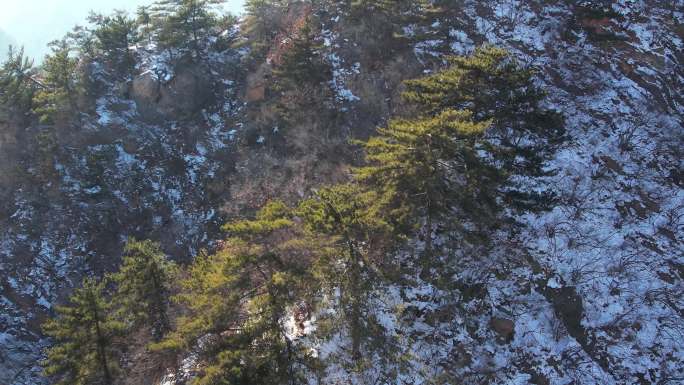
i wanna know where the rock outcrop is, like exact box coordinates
[132,59,213,121]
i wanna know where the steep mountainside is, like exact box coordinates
[1,1,682,384]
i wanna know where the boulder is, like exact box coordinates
[131,61,213,121]
[490,317,515,340]
[131,73,162,118]
[245,67,268,103]
[246,83,266,102]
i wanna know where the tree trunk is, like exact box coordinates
[425,202,433,255]
[349,240,362,361]
[424,136,435,257]
[91,301,112,385]
[150,266,169,341]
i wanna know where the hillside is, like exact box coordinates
[0,1,682,385]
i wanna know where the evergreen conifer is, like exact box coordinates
[88,10,139,73]
[33,39,81,125]
[111,239,176,341]
[153,0,224,58]
[298,184,392,360]
[0,46,36,120]
[158,201,313,384]
[42,278,123,385]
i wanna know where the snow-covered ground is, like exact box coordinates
[0,39,245,385]
[283,1,684,384]
[2,1,682,384]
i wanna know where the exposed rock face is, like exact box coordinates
[245,82,266,103]
[546,286,584,342]
[132,61,213,121]
[244,66,268,103]
[131,73,161,113]
[490,317,515,340]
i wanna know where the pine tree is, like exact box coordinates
[271,18,333,133]
[272,20,330,93]
[297,184,392,361]
[214,13,240,51]
[0,46,37,121]
[42,278,123,385]
[111,238,176,341]
[351,0,426,17]
[158,201,314,385]
[354,109,491,253]
[153,0,224,58]
[67,25,98,61]
[403,45,565,180]
[88,10,139,73]
[136,6,154,44]
[33,128,59,180]
[349,0,429,54]
[241,0,286,59]
[33,38,81,125]
[354,46,564,254]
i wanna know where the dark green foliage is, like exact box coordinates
[348,0,429,56]
[272,20,330,92]
[403,46,565,210]
[0,46,37,120]
[137,5,154,44]
[111,239,177,341]
[67,25,98,61]
[354,108,492,251]
[298,184,391,246]
[354,46,564,253]
[213,13,241,51]
[42,278,124,385]
[33,129,59,180]
[241,0,287,59]
[270,18,333,134]
[350,0,428,25]
[298,184,392,360]
[33,39,81,125]
[88,10,139,73]
[404,46,565,176]
[153,0,225,58]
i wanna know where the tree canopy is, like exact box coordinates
[0,46,37,120]
[42,278,123,385]
[111,238,177,341]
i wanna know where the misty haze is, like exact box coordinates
[0,0,244,61]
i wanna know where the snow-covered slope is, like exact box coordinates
[156,2,683,384]
[0,41,245,384]
[227,2,683,385]
[295,1,683,384]
[1,1,682,384]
